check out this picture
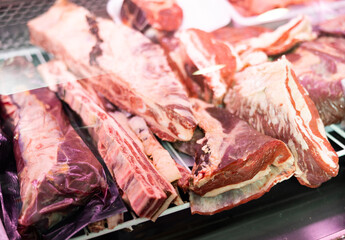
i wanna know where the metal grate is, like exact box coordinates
[1,47,345,239]
[0,0,109,51]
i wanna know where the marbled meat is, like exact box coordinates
[28,0,196,142]
[286,36,345,125]
[0,88,108,228]
[160,28,237,104]
[37,60,177,221]
[225,58,339,187]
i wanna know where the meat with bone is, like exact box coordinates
[28,0,196,142]
[127,115,182,183]
[236,15,316,56]
[211,26,271,45]
[0,88,108,229]
[160,28,237,104]
[188,98,294,198]
[225,58,339,187]
[317,15,345,37]
[286,37,345,126]
[120,0,183,33]
[38,60,177,221]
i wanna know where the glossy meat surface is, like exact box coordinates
[286,37,345,125]
[38,60,177,221]
[189,99,294,198]
[1,88,107,229]
[28,1,196,142]
[225,59,339,187]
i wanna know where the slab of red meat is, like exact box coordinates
[38,60,177,221]
[121,0,182,33]
[225,58,339,187]
[211,26,271,45]
[317,15,345,37]
[286,36,345,126]
[160,28,237,104]
[236,15,315,56]
[188,98,294,197]
[0,88,108,229]
[28,0,196,142]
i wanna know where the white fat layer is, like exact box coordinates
[229,59,337,174]
[190,155,295,214]
[203,167,271,197]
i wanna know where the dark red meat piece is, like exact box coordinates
[286,36,345,125]
[225,59,339,187]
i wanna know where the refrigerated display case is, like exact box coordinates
[1,1,345,239]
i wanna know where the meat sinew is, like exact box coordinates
[160,28,237,104]
[225,58,339,187]
[121,0,183,33]
[185,99,295,214]
[286,36,345,126]
[38,60,177,221]
[28,0,196,142]
[0,88,108,229]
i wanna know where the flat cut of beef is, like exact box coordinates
[211,26,271,45]
[28,0,196,142]
[0,88,108,229]
[225,58,339,187]
[236,15,315,56]
[188,98,294,198]
[286,36,345,125]
[317,15,345,37]
[120,0,183,33]
[38,60,177,221]
[160,28,237,104]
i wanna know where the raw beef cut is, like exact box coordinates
[236,15,315,56]
[211,26,271,45]
[28,0,196,142]
[225,58,339,187]
[286,36,345,125]
[120,0,183,33]
[0,88,108,229]
[318,15,345,37]
[38,60,177,221]
[160,28,237,104]
[188,98,294,198]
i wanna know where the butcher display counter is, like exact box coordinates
[1,0,345,239]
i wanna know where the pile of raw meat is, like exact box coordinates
[1,0,345,237]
